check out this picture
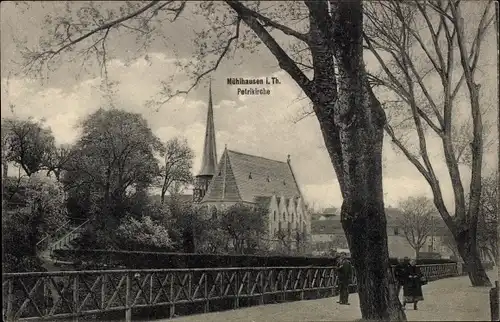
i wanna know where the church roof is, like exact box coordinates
[198,81,218,177]
[201,149,302,204]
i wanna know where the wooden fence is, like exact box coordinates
[2,263,460,321]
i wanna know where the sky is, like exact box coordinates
[1,1,498,211]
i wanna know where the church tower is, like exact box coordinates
[193,81,217,203]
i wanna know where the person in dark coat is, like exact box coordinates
[336,252,353,305]
[394,257,410,300]
[403,259,424,310]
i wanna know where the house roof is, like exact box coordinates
[323,207,338,215]
[201,149,301,203]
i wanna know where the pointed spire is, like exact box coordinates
[198,80,218,177]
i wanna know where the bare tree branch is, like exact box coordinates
[242,5,310,43]
[225,1,314,98]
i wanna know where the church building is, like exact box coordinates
[192,83,311,248]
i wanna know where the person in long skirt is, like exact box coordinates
[403,259,424,310]
[394,257,410,302]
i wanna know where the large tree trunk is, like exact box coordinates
[336,89,403,320]
[455,226,491,286]
[325,2,405,320]
[227,0,405,319]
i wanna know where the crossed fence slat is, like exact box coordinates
[1,263,464,321]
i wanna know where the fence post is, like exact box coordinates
[6,278,13,322]
[258,270,264,305]
[125,273,131,322]
[204,273,209,313]
[490,281,499,322]
[101,275,106,310]
[234,271,240,309]
[73,275,79,322]
[281,269,286,302]
[169,273,175,318]
[300,268,305,300]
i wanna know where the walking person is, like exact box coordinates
[402,259,426,310]
[336,252,353,305]
[394,257,410,302]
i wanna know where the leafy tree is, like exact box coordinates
[2,118,56,176]
[46,144,75,182]
[218,203,267,254]
[195,207,230,254]
[294,228,309,254]
[2,174,67,272]
[363,0,495,286]
[273,227,307,255]
[158,137,194,204]
[60,108,164,249]
[274,229,293,254]
[62,108,163,219]
[16,1,404,319]
[116,216,174,251]
[396,196,435,259]
[165,198,210,253]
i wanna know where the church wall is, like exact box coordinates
[267,196,279,238]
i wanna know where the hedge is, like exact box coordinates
[52,249,457,270]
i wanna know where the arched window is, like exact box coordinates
[273,210,276,221]
[283,212,286,221]
[291,213,294,222]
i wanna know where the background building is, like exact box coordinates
[191,85,311,249]
[311,207,455,259]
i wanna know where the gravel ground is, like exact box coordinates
[168,271,498,322]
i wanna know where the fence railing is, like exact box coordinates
[37,220,90,259]
[2,263,460,321]
[35,220,72,255]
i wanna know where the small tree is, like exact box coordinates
[274,229,293,255]
[397,196,435,258]
[219,203,267,254]
[477,172,498,263]
[158,137,194,204]
[116,216,174,251]
[2,118,56,177]
[166,199,209,253]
